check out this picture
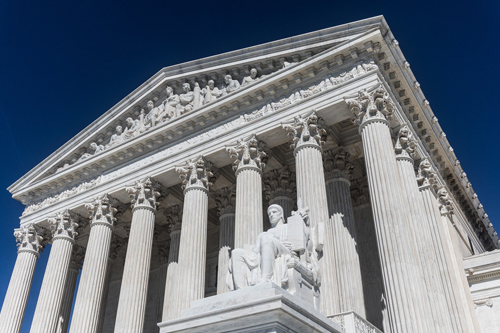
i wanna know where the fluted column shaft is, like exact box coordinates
[359,119,429,333]
[219,213,235,249]
[0,248,39,333]
[397,156,451,332]
[419,184,470,332]
[176,186,209,314]
[114,206,156,332]
[234,167,263,248]
[30,236,75,333]
[60,267,79,333]
[325,174,365,317]
[70,196,115,333]
[97,258,114,333]
[168,228,181,264]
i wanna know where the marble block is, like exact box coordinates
[157,282,342,333]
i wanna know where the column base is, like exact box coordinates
[157,283,341,333]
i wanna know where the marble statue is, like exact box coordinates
[179,83,194,114]
[146,100,165,128]
[163,86,181,118]
[106,126,125,148]
[228,201,320,294]
[77,142,105,162]
[241,68,259,87]
[223,74,240,95]
[202,80,222,104]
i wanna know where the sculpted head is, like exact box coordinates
[267,204,284,227]
[166,86,173,95]
[207,80,215,89]
[116,125,122,134]
[182,83,191,92]
[126,117,134,126]
[224,74,232,84]
[250,68,257,78]
[89,142,97,150]
[147,100,154,110]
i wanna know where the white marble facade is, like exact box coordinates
[1,15,499,333]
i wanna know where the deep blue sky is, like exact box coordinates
[0,0,499,331]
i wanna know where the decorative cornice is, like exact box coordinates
[226,134,267,174]
[282,110,326,153]
[344,85,396,128]
[126,177,161,211]
[213,186,236,216]
[394,125,417,160]
[176,156,214,192]
[48,209,79,242]
[323,148,355,181]
[263,166,296,201]
[14,224,44,255]
[85,194,117,228]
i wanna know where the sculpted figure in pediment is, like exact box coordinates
[202,80,222,104]
[163,86,182,119]
[222,74,240,95]
[123,116,146,140]
[241,68,259,87]
[145,100,166,128]
[106,125,125,149]
[77,142,105,162]
[179,83,194,114]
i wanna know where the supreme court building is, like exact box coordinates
[1,16,499,333]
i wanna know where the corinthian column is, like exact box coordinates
[0,225,44,333]
[323,148,365,317]
[114,178,160,333]
[214,186,236,294]
[263,166,296,219]
[60,245,85,333]
[416,159,472,332]
[227,134,267,248]
[30,210,79,333]
[173,156,213,316]
[70,195,117,333]
[394,127,450,332]
[282,111,331,311]
[345,86,429,333]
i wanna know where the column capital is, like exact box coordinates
[164,205,183,234]
[416,158,439,188]
[436,187,454,216]
[14,224,44,255]
[85,195,117,228]
[323,148,355,182]
[176,156,214,192]
[263,166,296,201]
[282,110,326,153]
[49,209,79,242]
[69,244,86,271]
[395,125,417,161]
[126,177,161,211]
[213,186,236,216]
[226,134,267,174]
[344,85,395,128]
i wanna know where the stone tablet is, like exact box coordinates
[286,214,306,252]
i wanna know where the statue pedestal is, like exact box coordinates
[157,282,342,333]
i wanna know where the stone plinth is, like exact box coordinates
[157,283,342,333]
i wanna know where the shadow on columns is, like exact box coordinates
[353,203,387,331]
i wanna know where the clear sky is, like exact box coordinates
[0,0,499,331]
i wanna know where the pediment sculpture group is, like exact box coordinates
[56,67,272,173]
